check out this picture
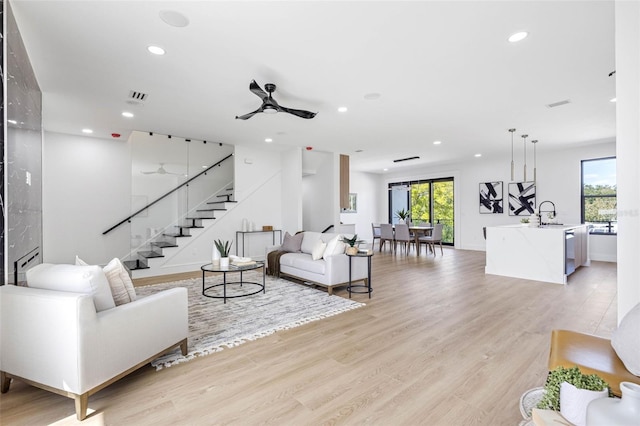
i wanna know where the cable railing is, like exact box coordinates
[103,153,233,235]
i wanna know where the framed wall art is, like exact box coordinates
[479,181,503,214]
[508,182,536,216]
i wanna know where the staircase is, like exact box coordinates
[123,188,237,275]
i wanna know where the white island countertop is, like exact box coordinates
[485,224,589,284]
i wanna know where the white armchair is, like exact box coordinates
[0,283,188,421]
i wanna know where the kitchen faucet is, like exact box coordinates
[538,200,556,225]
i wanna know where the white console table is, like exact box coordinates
[235,230,282,258]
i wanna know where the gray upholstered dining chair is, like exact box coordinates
[394,223,412,255]
[371,223,381,250]
[379,223,394,252]
[418,223,444,256]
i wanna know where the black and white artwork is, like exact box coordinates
[508,182,536,216]
[479,181,503,214]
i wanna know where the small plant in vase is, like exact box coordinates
[395,208,410,224]
[537,366,610,426]
[342,234,359,255]
[214,239,233,268]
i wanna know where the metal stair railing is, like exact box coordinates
[103,153,233,235]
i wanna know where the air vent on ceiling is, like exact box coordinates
[546,99,571,108]
[393,156,420,163]
[128,90,148,101]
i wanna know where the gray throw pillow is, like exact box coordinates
[611,302,640,376]
[281,232,303,252]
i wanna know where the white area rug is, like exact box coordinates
[136,272,365,369]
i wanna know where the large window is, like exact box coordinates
[581,157,616,234]
[389,178,454,244]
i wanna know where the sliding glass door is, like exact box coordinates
[389,177,454,245]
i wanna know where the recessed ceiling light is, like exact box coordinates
[474,153,482,158]
[508,31,528,43]
[364,93,381,100]
[82,128,93,134]
[147,45,166,55]
[159,10,190,27]
[122,111,134,118]
[610,97,617,103]
[433,140,442,145]
[337,106,348,113]
[265,138,273,143]
[383,168,388,171]
[7,119,17,124]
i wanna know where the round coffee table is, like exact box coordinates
[201,261,265,303]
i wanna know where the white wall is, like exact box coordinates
[615,0,640,320]
[281,148,303,234]
[302,151,336,232]
[339,171,382,243]
[43,131,131,265]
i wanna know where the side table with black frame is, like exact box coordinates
[346,252,373,298]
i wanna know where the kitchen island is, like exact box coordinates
[485,224,589,284]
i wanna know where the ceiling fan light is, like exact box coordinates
[263,106,278,114]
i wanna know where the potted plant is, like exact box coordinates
[342,234,359,255]
[537,366,610,426]
[214,239,233,268]
[395,208,410,224]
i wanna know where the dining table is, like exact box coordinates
[374,224,434,255]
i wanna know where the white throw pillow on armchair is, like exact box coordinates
[76,256,137,306]
[26,263,116,312]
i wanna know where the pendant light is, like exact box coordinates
[509,128,516,181]
[521,134,528,181]
[531,140,538,183]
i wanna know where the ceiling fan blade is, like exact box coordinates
[279,106,317,119]
[141,171,157,174]
[249,80,268,101]
[235,107,262,120]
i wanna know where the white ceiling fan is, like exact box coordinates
[141,163,183,175]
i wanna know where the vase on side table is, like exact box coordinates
[587,382,640,426]
[212,245,220,266]
[220,257,230,268]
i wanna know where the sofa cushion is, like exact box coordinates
[301,232,323,254]
[76,256,137,306]
[281,231,303,252]
[611,302,640,376]
[311,239,327,260]
[323,234,346,259]
[280,253,327,275]
[26,263,116,312]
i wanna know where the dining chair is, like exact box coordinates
[394,223,412,255]
[379,224,394,252]
[418,223,444,256]
[371,223,381,250]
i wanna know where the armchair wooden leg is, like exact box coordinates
[74,393,89,421]
[1,371,11,393]
[180,338,188,356]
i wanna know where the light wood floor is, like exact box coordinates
[0,248,617,425]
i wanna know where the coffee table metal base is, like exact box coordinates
[201,263,265,303]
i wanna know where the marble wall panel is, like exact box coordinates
[4,0,43,284]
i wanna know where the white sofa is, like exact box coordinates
[267,231,370,295]
[0,265,188,421]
